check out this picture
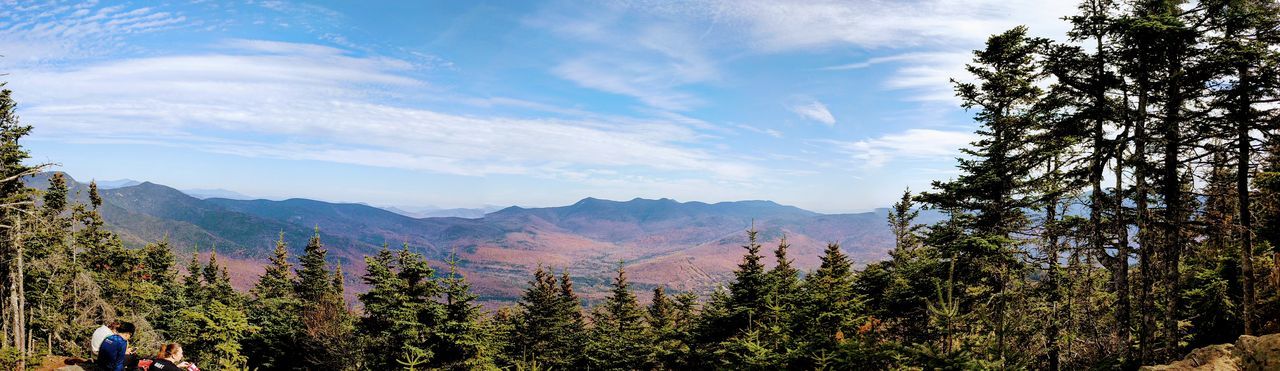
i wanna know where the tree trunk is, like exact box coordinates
[1134,72,1155,366]
[1115,142,1133,367]
[1045,161,1063,371]
[8,217,25,371]
[1161,60,1185,361]
[1235,63,1256,336]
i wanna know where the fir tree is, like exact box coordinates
[245,233,302,371]
[798,243,862,360]
[357,244,444,369]
[727,226,769,333]
[586,263,653,370]
[435,252,494,370]
[920,26,1048,361]
[295,229,334,304]
[888,189,924,254]
[253,233,297,300]
[767,236,801,303]
[507,266,584,370]
[172,248,251,370]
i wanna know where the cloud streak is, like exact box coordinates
[537,9,719,111]
[0,1,189,64]
[633,0,1075,52]
[789,101,836,125]
[832,129,977,168]
[7,39,758,181]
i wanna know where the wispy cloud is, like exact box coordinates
[609,0,1075,105]
[789,101,836,126]
[0,1,190,64]
[8,39,758,181]
[735,124,783,138]
[535,9,719,111]
[633,0,1075,52]
[821,52,974,103]
[830,129,977,168]
[552,54,706,111]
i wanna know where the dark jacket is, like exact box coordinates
[95,334,128,371]
[148,358,182,371]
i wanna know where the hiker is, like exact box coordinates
[95,321,135,371]
[148,343,199,371]
[91,320,119,356]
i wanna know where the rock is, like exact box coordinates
[1139,333,1280,371]
[1139,344,1240,371]
[1236,333,1280,371]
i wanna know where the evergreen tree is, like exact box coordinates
[24,173,75,356]
[245,233,302,371]
[797,243,862,363]
[76,181,132,309]
[295,229,334,303]
[586,263,652,370]
[507,266,584,370]
[202,248,239,306]
[767,236,802,305]
[920,26,1047,362]
[299,288,357,369]
[171,249,251,370]
[254,233,297,300]
[1259,140,1280,290]
[435,253,494,370]
[1202,0,1280,336]
[888,189,924,254]
[357,244,443,369]
[139,239,180,335]
[647,286,697,370]
[727,226,769,333]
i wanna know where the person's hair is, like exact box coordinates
[116,321,135,335]
[158,343,182,359]
[107,320,120,331]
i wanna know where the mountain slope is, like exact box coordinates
[27,172,935,303]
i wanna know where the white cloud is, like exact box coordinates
[553,54,705,111]
[536,10,719,111]
[0,1,189,64]
[631,0,1075,52]
[833,129,977,168]
[612,0,1077,105]
[789,101,836,125]
[6,39,759,182]
[876,52,974,103]
[735,124,783,138]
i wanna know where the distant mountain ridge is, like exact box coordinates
[382,205,505,219]
[95,179,142,189]
[25,172,939,303]
[182,188,256,200]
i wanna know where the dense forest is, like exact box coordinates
[0,0,1279,369]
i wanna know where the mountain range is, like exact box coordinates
[28,172,941,304]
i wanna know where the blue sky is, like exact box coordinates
[0,0,1077,213]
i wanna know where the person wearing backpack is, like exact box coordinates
[96,321,135,371]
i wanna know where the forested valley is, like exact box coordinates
[1,0,1279,369]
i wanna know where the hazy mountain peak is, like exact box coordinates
[95,178,143,189]
[184,188,256,200]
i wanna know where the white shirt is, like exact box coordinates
[91,325,112,353]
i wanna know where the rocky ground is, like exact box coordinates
[1142,333,1280,371]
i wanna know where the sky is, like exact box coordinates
[0,0,1080,213]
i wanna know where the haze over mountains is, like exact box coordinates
[31,172,940,303]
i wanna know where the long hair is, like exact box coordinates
[157,343,182,359]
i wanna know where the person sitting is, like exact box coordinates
[91,320,119,356]
[149,343,198,371]
[95,321,134,371]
